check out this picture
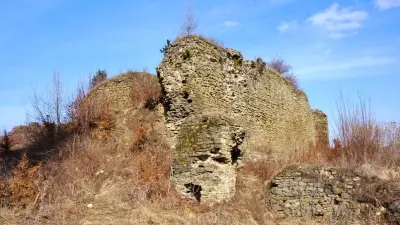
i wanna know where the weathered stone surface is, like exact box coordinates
[267,164,400,223]
[157,35,328,204]
[313,109,329,148]
[84,71,159,150]
[172,114,245,203]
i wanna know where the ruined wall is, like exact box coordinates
[268,165,364,217]
[157,35,327,204]
[85,72,154,149]
[313,110,329,148]
[86,72,140,114]
[173,114,245,203]
[268,164,400,222]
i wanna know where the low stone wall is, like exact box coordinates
[267,164,400,223]
[268,165,366,217]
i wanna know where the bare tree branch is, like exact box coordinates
[181,7,198,35]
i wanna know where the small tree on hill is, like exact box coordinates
[160,39,172,56]
[90,70,108,89]
[181,7,198,36]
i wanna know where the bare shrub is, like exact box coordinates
[334,93,386,166]
[181,7,198,35]
[268,58,291,74]
[131,73,161,109]
[132,140,171,199]
[267,58,300,91]
[283,73,299,90]
[381,122,400,153]
[0,130,12,154]
[66,82,87,123]
[67,83,114,134]
[10,154,40,208]
[30,72,63,128]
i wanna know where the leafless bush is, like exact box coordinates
[334,93,388,166]
[181,6,198,35]
[0,130,12,154]
[29,72,64,141]
[30,73,63,126]
[66,82,114,134]
[268,58,291,75]
[267,58,300,90]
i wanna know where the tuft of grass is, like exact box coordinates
[283,73,301,92]
[182,49,192,60]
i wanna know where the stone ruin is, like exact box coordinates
[81,36,400,223]
[267,164,400,222]
[157,35,329,204]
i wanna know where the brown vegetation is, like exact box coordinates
[1,70,399,224]
[0,130,12,154]
[130,72,161,109]
[267,58,300,91]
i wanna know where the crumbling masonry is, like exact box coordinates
[157,35,329,204]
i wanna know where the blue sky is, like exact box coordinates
[1,0,399,136]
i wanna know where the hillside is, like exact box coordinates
[0,35,399,225]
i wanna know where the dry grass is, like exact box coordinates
[130,73,161,109]
[68,84,115,134]
[9,154,41,209]
[1,70,399,224]
[331,94,400,169]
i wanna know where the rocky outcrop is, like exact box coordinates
[157,35,328,204]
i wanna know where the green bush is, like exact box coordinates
[90,70,108,89]
[182,49,191,60]
[160,39,171,56]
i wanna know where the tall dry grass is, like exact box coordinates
[332,94,400,169]
[1,70,399,224]
[130,72,161,110]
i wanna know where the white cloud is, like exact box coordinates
[329,31,357,39]
[223,20,240,27]
[307,3,368,39]
[277,21,298,32]
[374,0,400,10]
